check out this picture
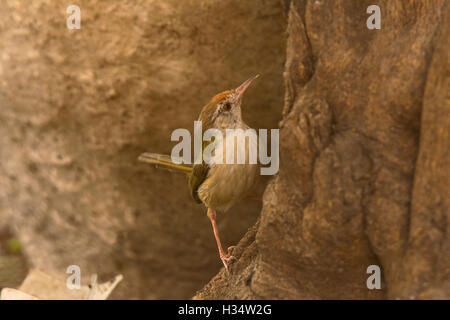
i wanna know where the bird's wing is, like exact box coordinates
[188,138,215,204]
[138,153,192,174]
[188,162,210,204]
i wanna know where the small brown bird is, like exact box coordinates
[139,75,260,270]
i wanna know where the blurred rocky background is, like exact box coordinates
[0,0,285,299]
[0,226,28,290]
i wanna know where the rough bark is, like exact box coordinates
[195,0,449,299]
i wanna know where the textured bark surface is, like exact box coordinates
[195,0,449,299]
[0,0,285,299]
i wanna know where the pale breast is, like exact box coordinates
[198,163,259,212]
[198,129,259,212]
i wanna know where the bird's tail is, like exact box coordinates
[138,152,193,174]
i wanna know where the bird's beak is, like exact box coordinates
[235,74,259,102]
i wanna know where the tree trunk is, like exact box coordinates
[195,0,449,299]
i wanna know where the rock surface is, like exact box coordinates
[0,0,285,299]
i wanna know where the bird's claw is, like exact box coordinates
[227,246,236,256]
[220,252,235,271]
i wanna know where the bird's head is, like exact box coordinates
[198,75,259,129]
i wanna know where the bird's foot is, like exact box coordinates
[226,246,236,256]
[220,252,235,271]
[221,246,237,271]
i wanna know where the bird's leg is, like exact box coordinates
[207,208,235,270]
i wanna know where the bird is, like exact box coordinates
[138,75,260,270]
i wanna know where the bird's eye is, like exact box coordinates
[223,102,231,111]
